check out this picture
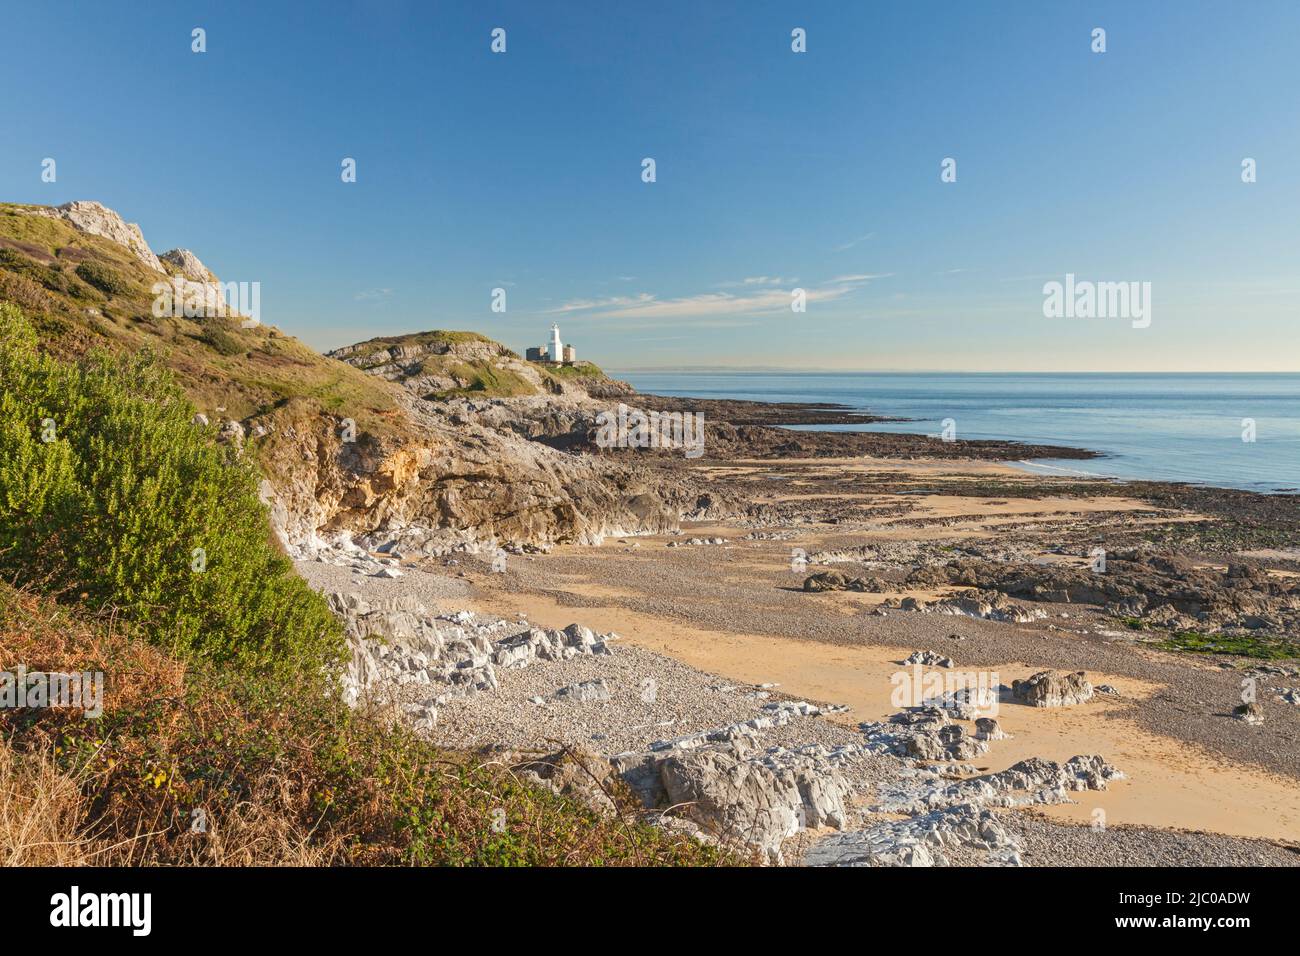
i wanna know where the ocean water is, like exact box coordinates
[613,372,1300,494]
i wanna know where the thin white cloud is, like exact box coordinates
[548,274,886,323]
[354,288,393,302]
[827,273,894,284]
[833,232,875,252]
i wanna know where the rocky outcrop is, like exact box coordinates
[904,649,954,668]
[883,589,1048,623]
[805,805,1021,867]
[907,551,1300,636]
[327,591,619,720]
[159,248,216,281]
[802,570,882,592]
[617,740,854,863]
[1012,671,1094,708]
[44,200,164,271]
[255,392,694,549]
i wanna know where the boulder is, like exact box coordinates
[554,679,611,703]
[1233,701,1264,725]
[1012,671,1093,708]
[803,570,868,593]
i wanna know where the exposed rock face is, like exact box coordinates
[48,200,164,272]
[805,805,1020,867]
[326,591,619,717]
[1012,671,1094,708]
[905,723,988,761]
[517,747,618,815]
[655,745,852,863]
[159,248,216,281]
[607,700,859,863]
[329,334,571,398]
[870,754,1124,817]
[256,394,693,549]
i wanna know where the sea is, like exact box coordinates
[612,371,1300,495]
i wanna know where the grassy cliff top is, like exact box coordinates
[0,203,404,433]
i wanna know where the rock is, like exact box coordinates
[159,248,216,281]
[905,723,988,762]
[657,745,850,863]
[806,805,1020,867]
[974,717,1008,741]
[1011,671,1093,708]
[217,419,245,444]
[802,570,868,593]
[523,748,617,814]
[1233,701,1264,725]
[555,679,611,703]
[192,413,209,427]
[904,650,955,668]
[52,200,164,272]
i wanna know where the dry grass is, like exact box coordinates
[0,585,730,867]
[0,743,89,865]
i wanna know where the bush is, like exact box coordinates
[0,585,727,866]
[0,303,342,685]
[198,322,247,356]
[74,261,132,296]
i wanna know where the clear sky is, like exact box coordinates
[3,1,1298,371]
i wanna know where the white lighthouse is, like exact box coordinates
[548,323,563,361]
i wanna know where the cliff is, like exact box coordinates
[0,200,687,548]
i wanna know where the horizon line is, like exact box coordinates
[605,366,1300,375]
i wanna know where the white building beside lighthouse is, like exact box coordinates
[526,323,575,363]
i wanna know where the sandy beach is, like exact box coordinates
[289,446,1300,865]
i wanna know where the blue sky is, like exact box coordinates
[3,1,1298,371]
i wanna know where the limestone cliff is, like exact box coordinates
[0,200,691,550]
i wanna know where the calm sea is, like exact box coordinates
[613,372,1300,494]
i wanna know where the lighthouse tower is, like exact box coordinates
[549,323,564,362]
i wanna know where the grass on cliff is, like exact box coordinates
[0,585,727,866]
[0,204,403,439]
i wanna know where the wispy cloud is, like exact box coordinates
[717,275,794,288]
[545,274,887,322]
[354,288,393,302]
[833,232,875,252]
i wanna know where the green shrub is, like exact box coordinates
[0,585,729,866]
[0,302,343,685]
[74,261,132,296]
[198,322,247,356]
